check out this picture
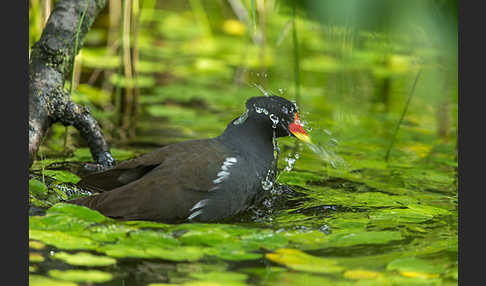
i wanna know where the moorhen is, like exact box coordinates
[70,95,311,223]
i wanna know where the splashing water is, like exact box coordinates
[254,104,269,115]
[261,127,281,192]
[269,114,279,128]
[284,152,299,172]
[261,170,275,191]
[233,110,249,125]
[254,83,270,97]
[307,142,347,169]
[293,113,346,169]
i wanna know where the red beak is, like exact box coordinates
[288,113,312,143]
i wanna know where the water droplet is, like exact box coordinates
[254,83,270,97]
[262,179,274,191]
[278,88,284,94]
[254,105,269,115]
[269,114,279,128]
[328,138,339,146]
[319,224,331,234]
[233,110,248,125]
[261,169,275,191]
[284,157,296,172]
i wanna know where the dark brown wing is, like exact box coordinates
[70,139,236,222]
[77,142,198,192]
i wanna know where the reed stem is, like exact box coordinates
[384,69,423,162]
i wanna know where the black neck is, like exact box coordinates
[218,114,275,161]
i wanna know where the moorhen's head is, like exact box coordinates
[243,96,311,143]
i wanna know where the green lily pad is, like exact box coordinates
[29,179,48,198]
[29,275,78,286]
[204,244,263,261]
[282,230,330,250]
[190,271,248,283]
[29,252,45,263]
[52,252,117,266]
[239,231,289,250]
[145,246,205,261]
[47,203,110,224]
[72,148,135,162]
[99,234,203,262]
[29,230,99,250]
[179,228,234,246]
[387,257,444,278]
[29,240,46,250]
[266,248,344,274]
[123,220,171,229]
[343,269,383,280]
[30,205,106,233]
[327,230,403,247]
[262,271,333,286]
[48,269,113,283]
[86,223,138,243]
[42,170,80,184]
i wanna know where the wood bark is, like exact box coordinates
[29,0,115,168]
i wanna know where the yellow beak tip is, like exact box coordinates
[294,133,312,144]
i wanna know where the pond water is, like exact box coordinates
[29,2,457,285]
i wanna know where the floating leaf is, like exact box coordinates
[48,269,113,283]
[387,257,444,278]
[72,148,135,162]
[327,231,403,247]
[343,269,382,280]
[282,230,329,250]
[179,228,234,246]
[190,271,248,284]
[262,272,333,286]
[266,248,344,274]
[29,240,46,250]
[53,252,116,266]
[42,170,80,184]
[204,244,262,261]
[29,179,48,198]
[239,231,288,250]
[29,275,78,286]
[47,203,110,224]
[29,252,45,263]
[29,230,98,250]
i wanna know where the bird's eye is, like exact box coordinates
[282,106,289,114]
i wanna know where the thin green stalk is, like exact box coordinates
[69,0,91,95]
[251,0,256,32]
[292,1,300,105]
[384,69,423,162]
[39,149,45,185]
